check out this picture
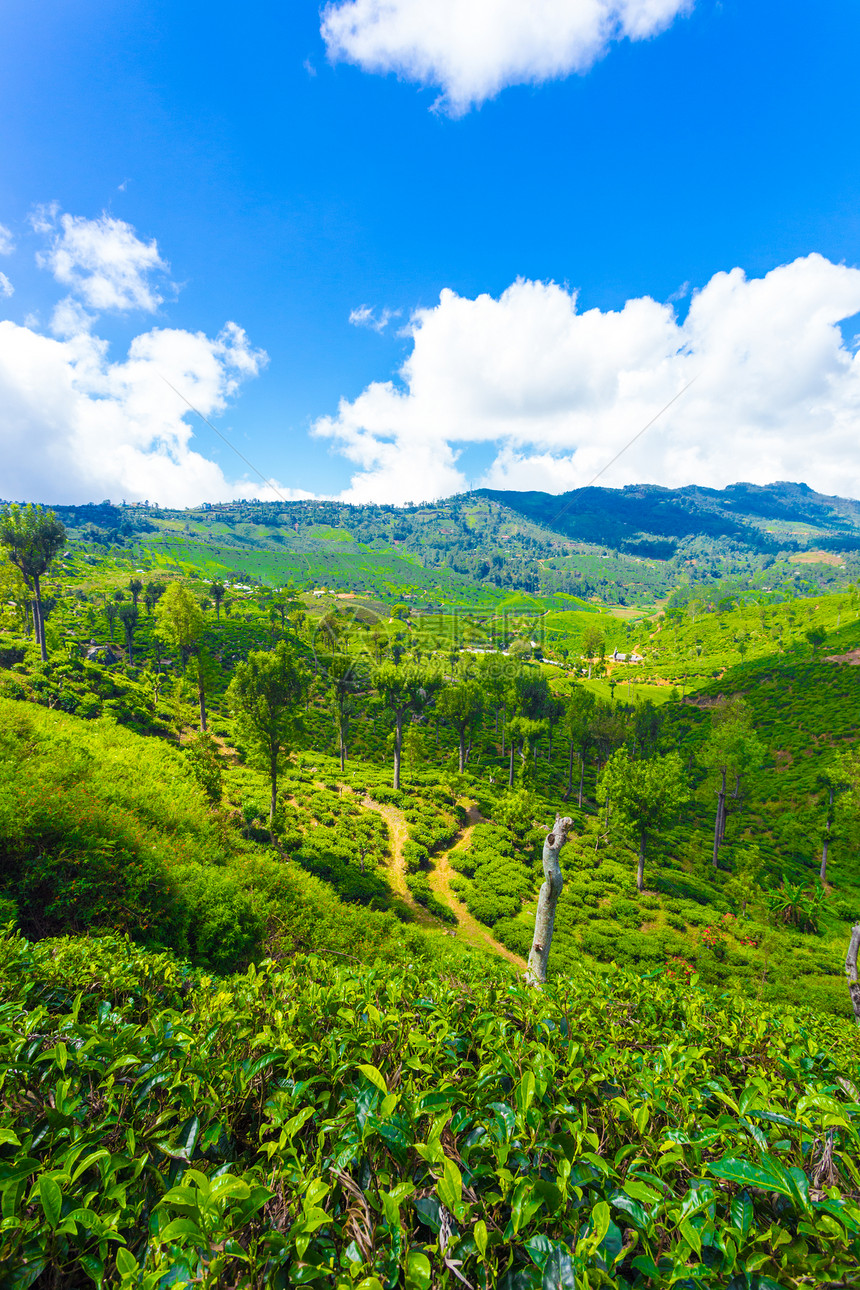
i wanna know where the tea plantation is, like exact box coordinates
[3,504,860,1286]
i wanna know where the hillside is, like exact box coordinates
[18,478,860,611]
[4,502,860,1287]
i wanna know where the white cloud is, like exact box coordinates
[0,224,14,256]
[0,273,13,299]
[349,303,401,332]
[321,0,692,113]
[34,209,171,312]
[313,255,860,504]
[0,304,314,507]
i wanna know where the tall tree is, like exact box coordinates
[211,581,226,622]
[562,687,596,804]
[476,654,507,744]
[702,698,764,867]
[0,503,66,661]
[155,583,209,730]
[527,815,574,985]
[0,551,32,636]
[325,651,368,773]
[438,678,484,773]
[117,603,139,664]
[144,580,166,616]
[104,600,118,641]
[128,577,143,607]
[228,642,306,823]
[375,663,439,790]
[580,623,605,679]
[599,749,685,892]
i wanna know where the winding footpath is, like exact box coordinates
[360,796,437,928]
[429,806,527,971]
[361,795,527,970]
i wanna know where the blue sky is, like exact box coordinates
[1,0,860,506]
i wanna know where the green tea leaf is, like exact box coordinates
[357,1063,387,1093]
[405,1252,432,1290]
[39,1175,62,1229]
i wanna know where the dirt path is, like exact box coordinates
[361,796,437,928]
[361,797,528,969]
[428,806,527,971]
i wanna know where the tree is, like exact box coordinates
[506,714,546,787]
[702,698,764,867]
[211,582,226,622]
[527,815,574,985]
[0,551,32,635]
[228,642,306,823]
[632,699,664,757]
[438,678,484,773]
[375,663,439,790]
[144,580,166,615]
[599,750,685,892]
[325,651,368,773]
[580,623,604,678]
[105,600,118,640]
[0,503,66,661]
[128,577,143,607]
[476,654,507,742]
[502,667,553,785]
[117,603,139,664]
[562,687,596,805]
[155,583,209,730]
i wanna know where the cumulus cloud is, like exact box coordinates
[0,273,13,299]
[321,0,692,112]
[0,224,14,256]
[313,255,860,504]
[349,303,401,332]
[34,208,171,312]
[0,310,289,506]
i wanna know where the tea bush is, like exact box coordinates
[3,928,860,1288]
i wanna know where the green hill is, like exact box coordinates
[4,500,860,1287]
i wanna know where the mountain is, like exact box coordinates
[12,479,860,608]
[476,480,860,560]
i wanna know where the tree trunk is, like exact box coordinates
[527,815,573,985]
[270,751,278,825]
[712,768,726,867]
[34,574,47,662]
[845,924,860,1023]
[637,830,646,892]
[564,740,574,800]
[393,712,403,790]
[578,754,585,808]
[458,728,466,774]
[197,662,207,732]
[821,786,834,883]
[508,743,515,788]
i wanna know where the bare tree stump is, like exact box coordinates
[527,815,573,986]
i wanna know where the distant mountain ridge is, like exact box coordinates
[476,481,860,560]
[11,479,860,608]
